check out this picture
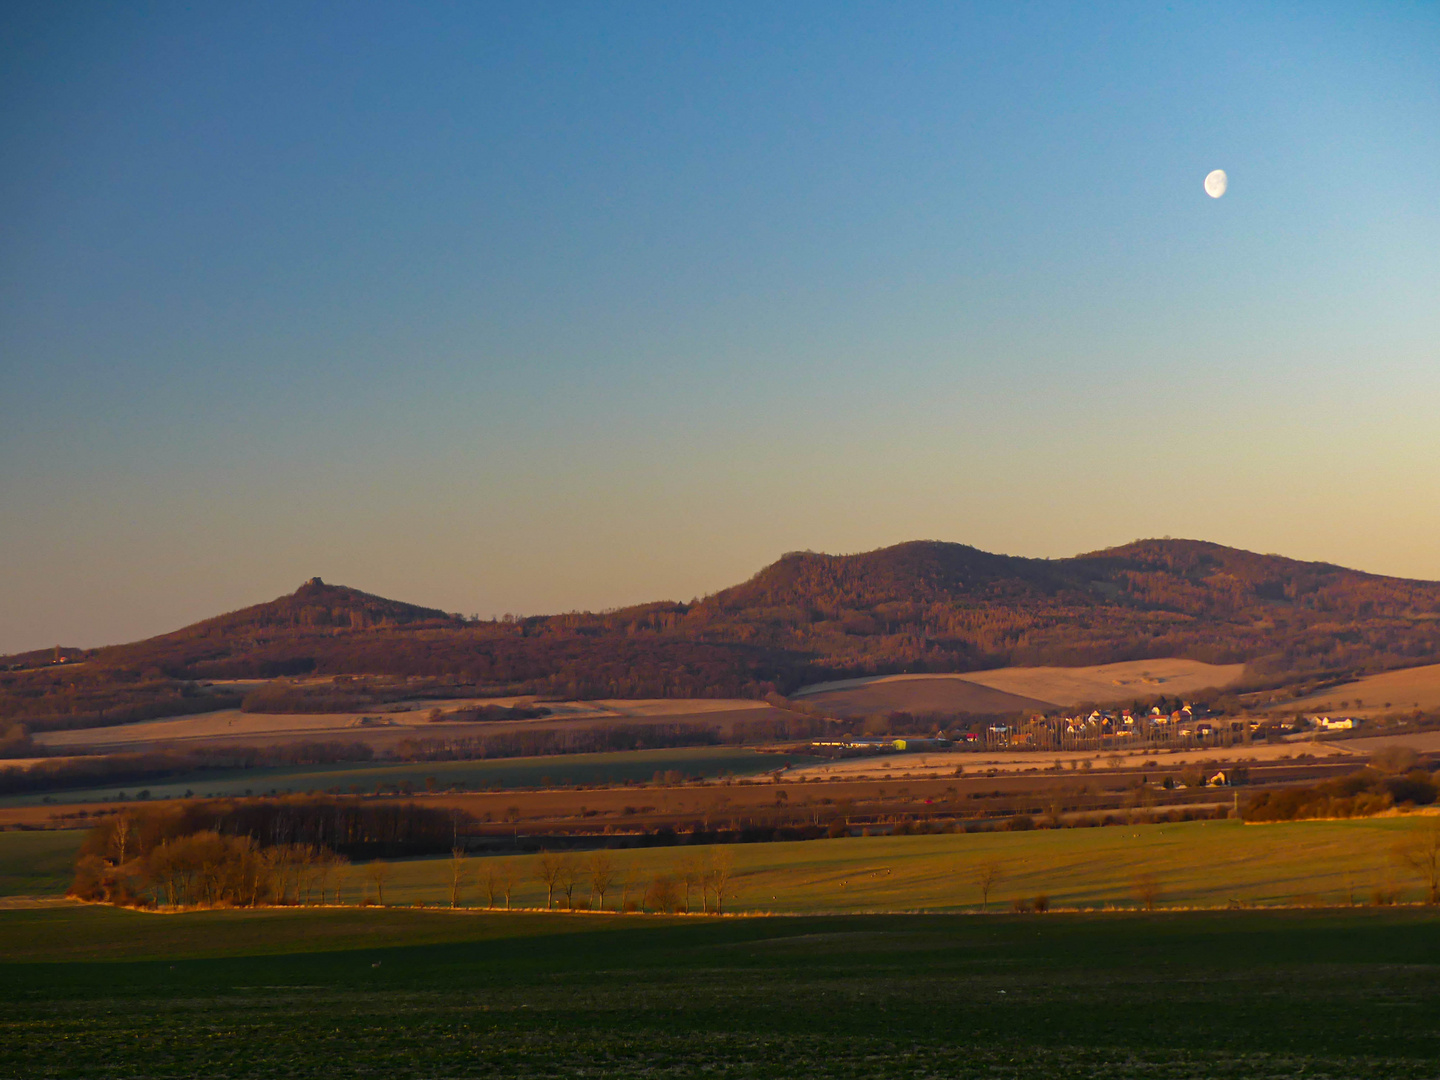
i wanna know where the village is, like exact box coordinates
[811,703,1363,756]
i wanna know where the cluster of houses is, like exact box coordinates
[811,706,1363,756]
[986,706,1364,747]
[982,704,1235,746]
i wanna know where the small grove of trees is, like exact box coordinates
[65,799,459,906]
[1243,768,1438,823]
[632,851,736,914]
[71,826,349,908]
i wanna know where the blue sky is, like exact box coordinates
[2,2,1438,651]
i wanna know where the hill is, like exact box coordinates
[4,540,1440,733]
[97,577,463,677]
[692,538,1440,678]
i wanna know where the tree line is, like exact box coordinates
[1243,752,1438,822]
[0,741,377,796]
[451,847,738,914]
[73,797,463,875]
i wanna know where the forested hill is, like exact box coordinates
[718,539,1440,623]
[102,577,461,663]
[693,538,1440,679]
[5,541,1440,731]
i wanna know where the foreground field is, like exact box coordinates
[2,905,1438,1078]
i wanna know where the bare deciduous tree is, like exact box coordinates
[367,861,390,906]
[617,862,636,912]
[297,845,322,905]
[677,854,703,913]
[147,840,181,907]
[558,855,580,909]
[1132,873,1161,911]
[645,872,681,913]
[588,851,615,912]
[976,860,1002,911]
[501,860,518,909]
[267,845,299,905]
[1394,819,1440,904]
[314,849,347,905]
[478,859,503,909]
[706,850,735,915]
[108,810,134,867]
[535,850,565,909]
[448,847,469,908]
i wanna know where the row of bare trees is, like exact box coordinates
[442,848,737,914]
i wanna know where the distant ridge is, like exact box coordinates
[5,540,1440,712]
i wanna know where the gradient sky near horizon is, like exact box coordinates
[2,2,1439,654]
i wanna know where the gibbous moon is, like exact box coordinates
[1204,169,1228,198]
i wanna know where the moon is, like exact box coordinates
[1204,169,1228,198]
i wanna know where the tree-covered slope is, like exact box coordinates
[5,541,1440,730]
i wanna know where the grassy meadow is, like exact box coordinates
[2,904,1439,1078]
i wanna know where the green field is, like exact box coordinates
[0,829,85,898]
[1,746,816,807]
[2,905,1438,1078]
[4,816,1439,912]
[344,815,1440,912]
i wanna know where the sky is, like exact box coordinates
[2,1,1438,653]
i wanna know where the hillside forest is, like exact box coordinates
[5,540,1440,736]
